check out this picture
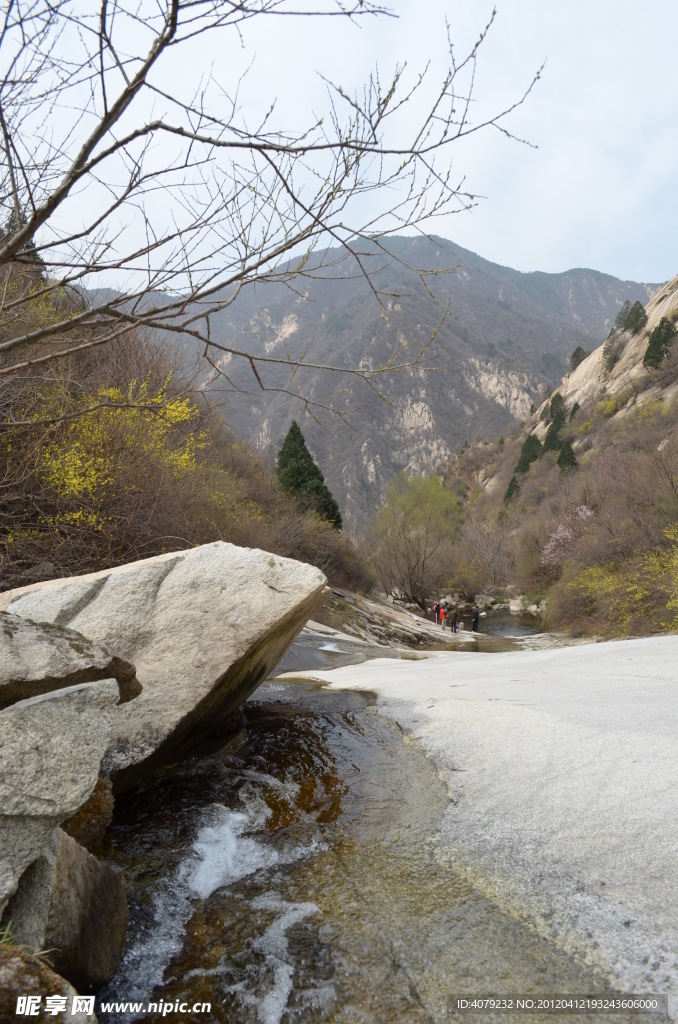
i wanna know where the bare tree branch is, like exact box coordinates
[0,0,539,416]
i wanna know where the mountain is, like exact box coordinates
[189,235,661,528]
[444,272,678,636]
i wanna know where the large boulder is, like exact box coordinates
[3,829,127,991]
[0,681,120,912]
[0,945,98,1023]
[0,611,141,709]
[1,542,328,790]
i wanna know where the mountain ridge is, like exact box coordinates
[183,234,662,527]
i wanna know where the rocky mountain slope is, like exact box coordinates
[538,273,678,423]
[442,271,678,637]
[188,235,660,527]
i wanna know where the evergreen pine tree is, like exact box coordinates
[543,420,563,453]
[276,421,342,529]
[549,393,566,429]
[515,434,543,474]
[614,300,632,331]
[503,475,520,502]
[557,441,578,471]
[643,317,677,368]
[624,300,648,335]
[569,346,588,371]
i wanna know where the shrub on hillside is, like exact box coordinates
[0,338,367,591]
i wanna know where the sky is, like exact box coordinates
[218,0,678,284]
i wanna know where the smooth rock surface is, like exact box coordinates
[0,611,141,708]
[285,636,678,1016]
[3,829,127,991]
[0,944,98,1023]
[0,681,120,909]
[1,542,328,790]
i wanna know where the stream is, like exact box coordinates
[97,617,667,1024]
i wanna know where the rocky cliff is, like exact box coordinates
[539,272,678,419]
[187,235,660,527]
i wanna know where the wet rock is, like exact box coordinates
[0,681,120,911]
[1,542,328,791]
[61,778,115,855]
[0,612,141,709]
[3,829,127,992]
[0,944,98,1023]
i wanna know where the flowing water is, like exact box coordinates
[98,668,666,1024]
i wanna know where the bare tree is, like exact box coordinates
[0,0,539,410]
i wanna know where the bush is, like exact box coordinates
[569,402,580,422]
[598,395,622,417]
[643,317,677,369]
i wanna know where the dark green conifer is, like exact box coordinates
[643,317,677,368]
[549,393,566,429]
[276,421,342,529]
[503,475,520,502]
[515,434,543,473]
[614,300,632,331]
[624,300,648,335]
[557,441,578,471]
[543,420,563,453]
[569,346,589,371]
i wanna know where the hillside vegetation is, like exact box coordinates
[440,273,678,637]
[0,264,368,593]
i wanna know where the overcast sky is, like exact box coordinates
[228,0,678,284]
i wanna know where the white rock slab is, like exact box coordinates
[283,636,678,1014]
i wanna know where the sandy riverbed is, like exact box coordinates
[280,635,678,1019]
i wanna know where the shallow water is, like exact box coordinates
[275,609,540,676]
[98,681,665,1024]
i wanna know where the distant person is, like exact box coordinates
[451,608,458,634]
[440,605,447,628]
[471,606,480,633]
[433,601,440,624]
